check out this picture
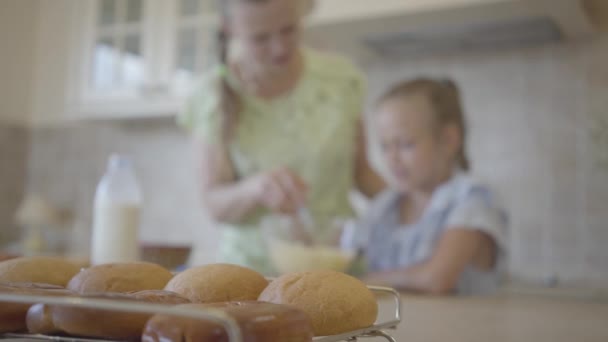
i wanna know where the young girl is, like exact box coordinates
[357,78,508,295]
[179,0,383,274]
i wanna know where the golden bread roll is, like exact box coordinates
[142,301,314,342]
[0,257,82,286]
[51,290,190,340]
[258,270,378,336]
[67,262,173,293]
[164,264,268,303]
[0,282,71,333]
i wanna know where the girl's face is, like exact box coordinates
[375,93,459,194]
[227,0,302,71]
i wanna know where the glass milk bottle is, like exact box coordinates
[91,154,142,265]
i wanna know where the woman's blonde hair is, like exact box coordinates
[214,0,314,141]
[376,78,471,171]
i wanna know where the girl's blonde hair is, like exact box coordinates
[214,0,314,141]
[376,78,471,171]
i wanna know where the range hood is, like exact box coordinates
[305,0,600,61]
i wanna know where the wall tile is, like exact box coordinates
[0,124,28,245]
[26,119,218,263]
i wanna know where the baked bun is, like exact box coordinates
[0,282,71,333]
[52,290,190,340]
[0,257,82,286]
[258,270,378,336]
[67,262,173,293]
[164,264,268,303]
[143,301,314,342]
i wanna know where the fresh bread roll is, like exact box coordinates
[165,264,268,303]
[0,257,83,286]
[67,262,173,294]
[258,270,378,336]
[142,301,314,342]
[0,282,71,333]
[51,290,190,340]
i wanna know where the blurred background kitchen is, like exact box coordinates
[1,0,607,293]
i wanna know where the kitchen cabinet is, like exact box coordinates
[66,0,218,119]
[0,0,37,125]
[26,0,598,122]
[79,0,153,106]
[21,0,217,123]
[310,0,491,25]
[66,0,489,120]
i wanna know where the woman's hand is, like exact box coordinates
[196,141,306,223]
[247,167,308,215]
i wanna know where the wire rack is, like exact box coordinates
[0,286,401,342]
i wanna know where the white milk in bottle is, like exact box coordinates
[91,154,142,264]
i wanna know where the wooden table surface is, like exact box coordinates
[372,293,608,342]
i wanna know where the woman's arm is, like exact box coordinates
[195,138,261,223]
[354,120,385,198]
[195,138,308,224]
[363,229,496,295]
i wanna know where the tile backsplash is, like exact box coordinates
[0,124,28,245]
[15,34,608,287]
[26,119,218,263]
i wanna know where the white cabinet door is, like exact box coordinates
[70,0,218,119]
[75,0,171,118]
[86,0,149,96]
[164,0,218,99]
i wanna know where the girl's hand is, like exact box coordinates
[247,167,308,215]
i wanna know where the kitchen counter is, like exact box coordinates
[374,293,608,342]
[0,292,606,341]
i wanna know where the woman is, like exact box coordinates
[179,0,383,275]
